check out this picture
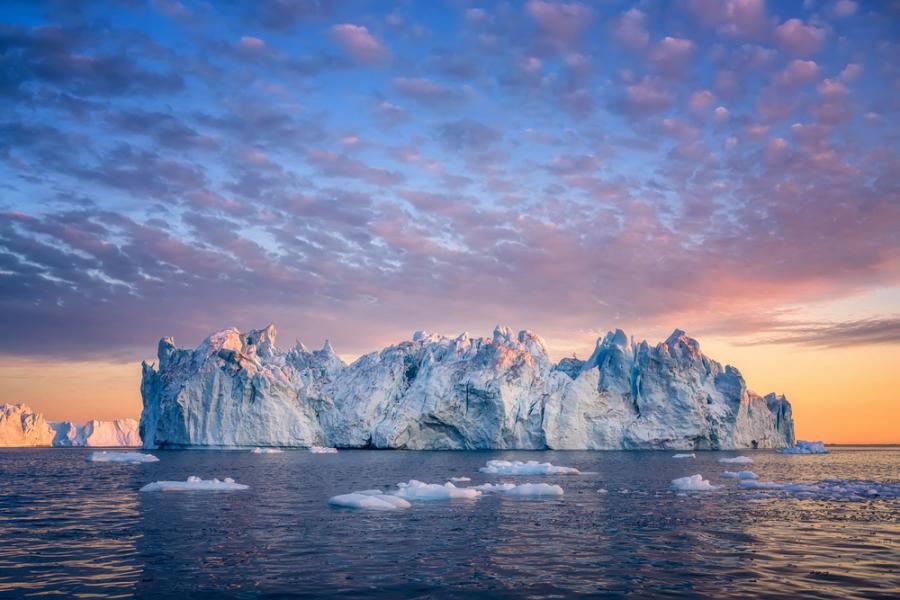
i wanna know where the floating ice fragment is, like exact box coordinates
[449,476,471,482]
[597,488,608,494]
[504,483,564,498]
[391,480,481,500]
[472,482,516,492]
[88,451,158,463]
[718,456,754,465]
[251,447,283,454]
[778,441,828,454]
[671,474,719,491]
[672,453,695,459]
[479,460,580,475]
[140,476,248,492]
[721,470,758,480]
[329,492,411,511]
[310,446,338,454]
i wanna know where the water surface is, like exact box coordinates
[0,448,897,598]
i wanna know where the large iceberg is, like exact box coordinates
[0,403,141,447]
[139,324,796,450]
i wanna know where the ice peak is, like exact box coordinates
[602,328,630,349]
[412,330,428,342]
[492,325,514,344]
[321,339,335,355]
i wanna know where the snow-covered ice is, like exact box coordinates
[329,491,411,511]
[309,446,338,454]
[139,476,248,492]
[721,470,758,480]
[479,460,580,475]
[449,476,471,482]
[504,483,564,498]
[251,447,283,454]
[391,480,481,500]
[88,451,158,463]
[779,440,828,454]
[718,456,754,465]
[672,453,695,459]
[671,474,720,491]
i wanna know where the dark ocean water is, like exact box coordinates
[0,447,897,599]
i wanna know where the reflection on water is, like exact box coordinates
[0,448,897,598]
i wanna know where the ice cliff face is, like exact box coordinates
[0,403,140,447]
[140,325,795,450]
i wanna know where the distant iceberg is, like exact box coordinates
[251,447,283,454]
[391,480,481,501]
[0,403,140,448]
[672,453,695,459]
[309,446,338,454]
[778,440,828,454]
[504,483,564,498]
[140,476,248,492]
[88,451,158,463]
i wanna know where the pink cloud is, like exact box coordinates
[330,23,387,64]
[393,77,462,107]
[650,37,696,77]
[686,0,774,41]
[614,76,673,116]
[526,1,593,51]
[688,90,715,115]
[775,19,827,56]
[612,8,649,50]
[775,59,821,88]
[833,0,858,17]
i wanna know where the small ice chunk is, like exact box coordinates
[597,488,608,494]
[251,447,283,454]
[310,446,338,454]
[140,476,248,492]
[391,480,481,500]
[504,483,564,498]
[473,482,516,492]
[718,456,754,465]
[672,453,695,459]
[449,476,471,482]
[88,451,159,464]
[778,441,828,454]
[721,470,758,480]
[671,474,719,491]
[479,460,580,475]
[329,492,411,511]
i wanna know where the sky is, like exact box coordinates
[0,0,898,443]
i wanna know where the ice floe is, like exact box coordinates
[504,483,564,498]
[671,474,720,491]
[391,480,481,500]
[449,476,471,482]
[721,470,758,480]
[718,456,754,465]
[309,446,338,454]
[472,482,516,492]
[87,451,158,463]
[672,453,695,459]
[139,476,248,492]
[778,440,828,454]
[251,447,283,454]
[328,491,411,511]
[479,460,580,475]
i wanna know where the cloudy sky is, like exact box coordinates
[1,1,898,441]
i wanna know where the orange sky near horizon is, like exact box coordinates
[2,338,897,445]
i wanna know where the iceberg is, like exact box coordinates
[329,491,411,511]
[139,325,796,450]
[0,404,142,448]
[309,446,338,454]
[139,476,248,492]
[251,447,283,454]
[449,476,471,482]
[672,453,695,459]
[671,474,719,491]
[479,460,581,475]
[779,440,828,454]
[390,480,481,500]
[473,483,517,492]
[88,451,159,463]
[721,470,758,480]
[718,456,754,465]
[504,483,564,498]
